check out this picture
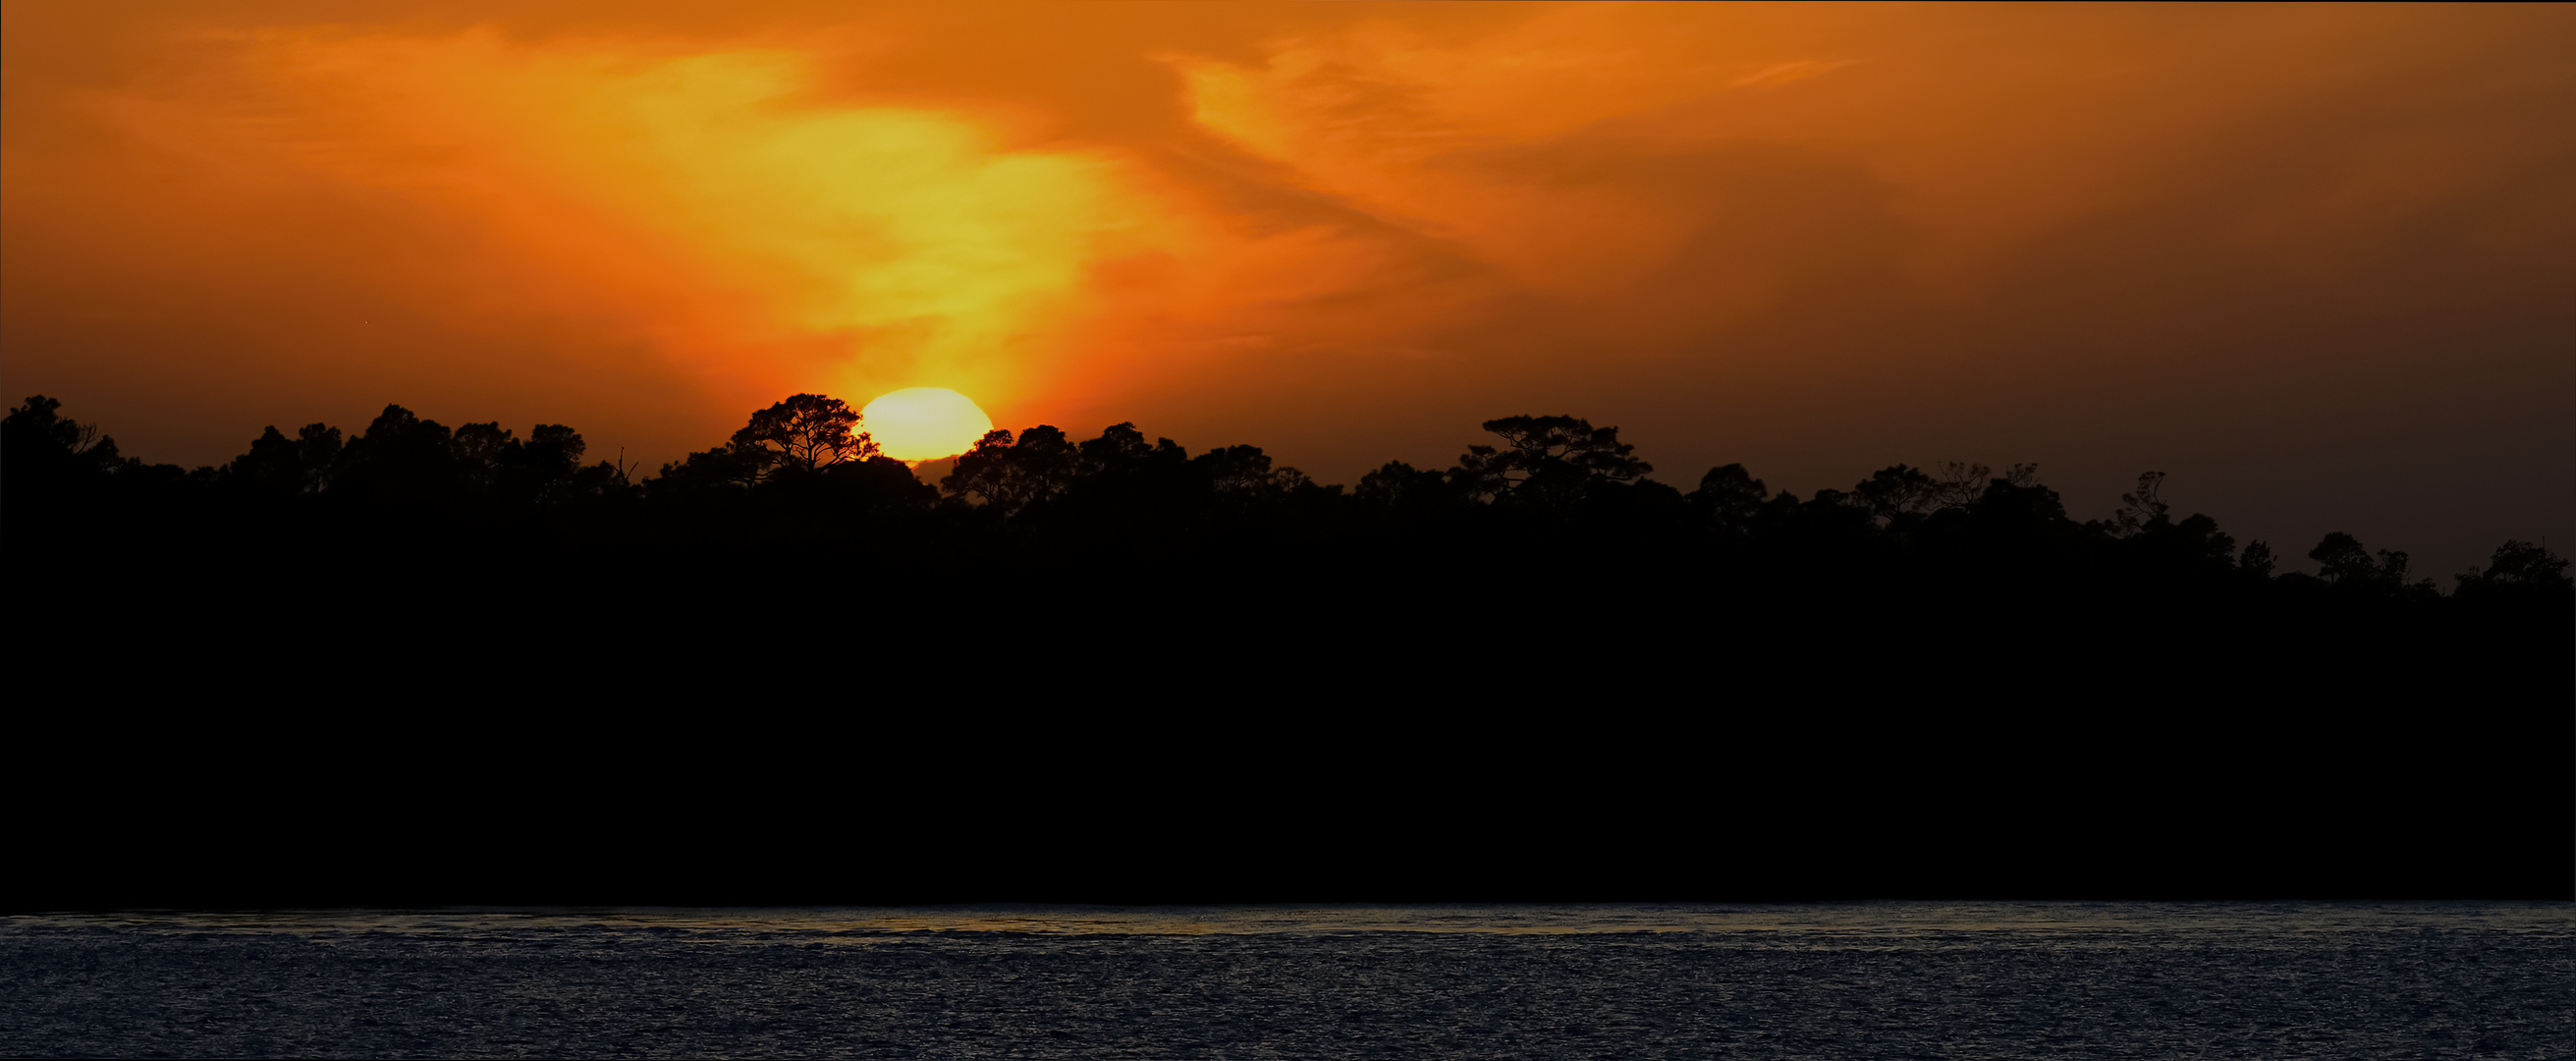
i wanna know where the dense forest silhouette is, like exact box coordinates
[6,393,2568,909]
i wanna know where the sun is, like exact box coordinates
[862,388,995,464]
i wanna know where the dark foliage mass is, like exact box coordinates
[6,395,2568,909]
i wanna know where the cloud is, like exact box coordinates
[3,2,2567,579]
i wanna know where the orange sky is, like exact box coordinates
[6,2,2570,577]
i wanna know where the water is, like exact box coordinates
[5,902,2567,1058]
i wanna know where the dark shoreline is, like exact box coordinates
[10,399,2567,913]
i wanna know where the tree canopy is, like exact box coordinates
[1450,415,1651,505]
[731,394,878,481]
[10,392,2569,906]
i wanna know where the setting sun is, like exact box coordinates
[862,388,995,463]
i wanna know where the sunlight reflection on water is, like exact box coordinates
[8,902,2567,1059]
[16,899,2568,939]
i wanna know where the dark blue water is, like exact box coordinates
[5,902,2567,1058]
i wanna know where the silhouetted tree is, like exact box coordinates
[227,425,305,495]
[2,395,122,484]
[334,404,461,506]
[2307,530,2424,593]
[1356,460,1453,508]
[2127,511,2239,573]
[505,423,590,503]
[2309,531,2374,583]
[646,396,871,493]
[653,444,765,493]
[1959,475,2074,552]
[221,420,345,496]
[731,394,877,481]
[1054,421,1201,521]
[526,423,584,471]
[1078,422,1171,476]
[1928,462,1982,511]
[944,425,1080,516]
[452,421,519,492]
[742,452,937,523]
[2108,472,2170,537]
[557,456,635,500]
[1452,415,1651,504]
[1193,443,1310,500]
[1853,464,1938,524]
[295,423,343,493]
[1688,464,1768,530]
[2456,539,2574,600]
[2238,539,2276,578]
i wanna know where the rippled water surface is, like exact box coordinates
[6,902,2567,1058]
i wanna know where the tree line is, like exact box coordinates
[7,391,2566,906]
[7,392,2564,605]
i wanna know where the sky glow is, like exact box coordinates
[4,2,2568,577]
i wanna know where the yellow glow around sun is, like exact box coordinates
[863,388,995,463]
